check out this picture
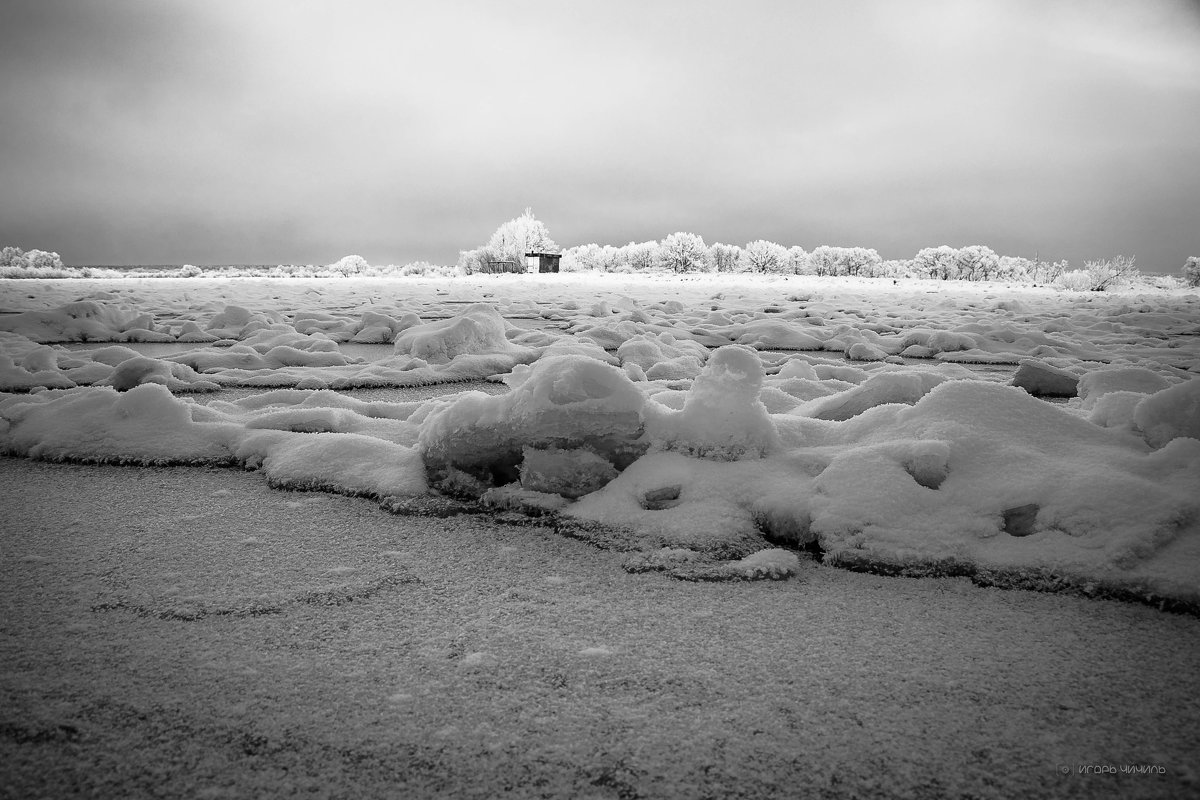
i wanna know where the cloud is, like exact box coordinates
[1,0,1198,269]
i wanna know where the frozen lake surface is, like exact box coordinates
[3,456,1198,798]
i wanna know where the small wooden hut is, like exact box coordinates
[525,252,561,273]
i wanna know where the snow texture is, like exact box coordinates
[3,274,1199,602]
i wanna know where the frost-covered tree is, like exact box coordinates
[1054,269,1095,291]
[954,245,1000,281]
[1053,256,1138,292]
[878,259,916,279]
[597,244,624,272]
[1047,260,1069,282]
[2,246,65,271]
[28,249,65,270]
[740,240,789,273]
[1082,255,1140,291]
[0,246,27,267]
[1182,257,1200,288]
[995,256,1033,282]
[913,246,959,280]
[558,247,584,272]
[621,240,659,272]
[562,243,622,272]
[808,246,838,276]
[1022,255,1067,284]
[1029,258,1069,284]
[809,246,881,277]
[787,246,812,275]
[658,232,711,273]
[482,208,558,270]
[457,247,488,274]
[329,254,368,275]
[709,242,742,273]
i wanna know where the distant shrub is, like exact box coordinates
[0,246,23,267]
[0,264,76,278]
[1183,257,1200,288]
[25,249,64,270]
[1,245,66,273]
[1053,258,1139,291]
[457,248,489,275]
[397,261,459,277]
[1035,259,1070,284]
[1054,269,1096,291]
[1081,255,1140,291]
[178,264,203,277]
[995,256,1033,282]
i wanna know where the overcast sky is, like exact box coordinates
[2,0,1198,271]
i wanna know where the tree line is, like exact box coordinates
[555,234,1079,284]
[455,211,1152,286]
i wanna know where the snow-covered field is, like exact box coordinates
[3,273,1200,796]
[2,273,1199,606]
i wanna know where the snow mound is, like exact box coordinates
[808,381,1200,596]
[1134,377,1200,448]
[102,356,220,392]
[1011,359,1080,397]
[616,332,709,380]
[0,384,235,463]
[417,354,647,494]
[1078,367,1174,410]
[394,303,532,363]
[238,431,426,497]
[727,548,802,580]
[798,369,950,421]
[733,319,826,350]
[567,451,790,555]
[205,305,285,339]
[647,345,779,460]
[0,301,157,342]
[0,384,429,498]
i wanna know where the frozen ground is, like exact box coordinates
[3,458,1198,799]
[1,273,1199,795]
